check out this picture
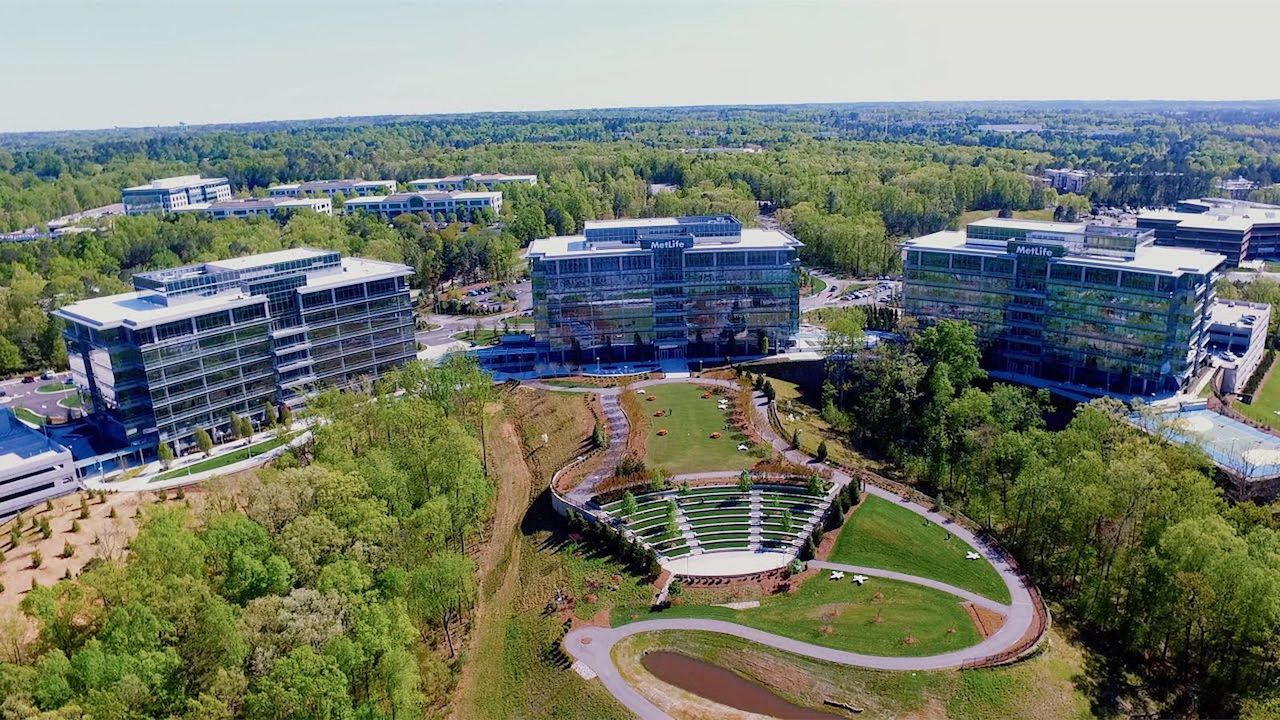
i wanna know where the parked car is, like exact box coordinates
[22,376,34,384]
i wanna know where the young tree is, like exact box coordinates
[781,508,794,533]
[816,439,829,462]
[157,442,174,470]
[195,428,214,457]
[279,403,294,428]
[664,499,679,539]
[791,428,802,450]
[264,401,279,428]
[737,470,753,495]
[592,421,605,450]
[620,491,639,519]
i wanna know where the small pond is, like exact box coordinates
[641,650,842,719]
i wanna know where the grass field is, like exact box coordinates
[37,381,74,393]
[58,394,83,409]
[640,383,757,474]
[152,433,297,482]
[1233,355,1280,429]
[613,628,1093,720]
[613,572,981,657]
[831,495,1010,604]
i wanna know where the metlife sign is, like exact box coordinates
[1010,242,1065,258]
[641,237,694,251]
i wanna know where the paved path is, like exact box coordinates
[529,375,1040,719]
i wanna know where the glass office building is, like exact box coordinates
[903,218,1225,396]
[527,215,802,368]
[54,248,416,451]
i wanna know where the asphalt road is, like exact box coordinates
[0,372,77,418]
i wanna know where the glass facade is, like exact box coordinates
[59,250,415,451]
[531,217,801,364]
[903,230,1220,396]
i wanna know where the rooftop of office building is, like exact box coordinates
[1140,198,1280,230]
[54,250,410,330]
[412,173,535,184]
[0,408,71,467]
[123,174,228,192]
[528,226,802,260]
[1209,300,1272,328]
[176,197,329,213]
[906,227,1225,276]
[344,190,501,203]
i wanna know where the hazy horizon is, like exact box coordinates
[4,0,1279,134]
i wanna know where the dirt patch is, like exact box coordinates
[0,488,205,613]
[963,602,1006,639]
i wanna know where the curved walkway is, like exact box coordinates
[529,375,1040,719]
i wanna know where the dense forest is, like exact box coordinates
[0,356,495,718]
[812,317,1280,717]
[4,102,1280,374]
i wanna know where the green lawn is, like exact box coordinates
[1233,355,1280,429]
[452,328,503,345]
[613,572,980,657]
[13,407,45,425]
[58,395,83,409]
[37,381,74,393]
[640,383,757,474]
[831,495,1011,604]
[801,274,827,297]
[152,433,298,482]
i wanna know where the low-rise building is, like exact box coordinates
[0,409,78,519]
[1043,168,1094,194]
[342,191,502,220]
[122,175,233,215]
[1138,198,1280,267]
[408,173,536,192]
[268,179,397,198]
[1216,176,1259,200]
[174,197,332,220]
[903,217,1224,396]
[54,248,415,452]
[1207,300,1272,394]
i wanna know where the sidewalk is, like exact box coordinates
[81,423,311,492]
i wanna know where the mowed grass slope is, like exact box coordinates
[640,383,755,474]
[613,573,981,657]
[831,495,1011,604]
[1232,355,1280,430]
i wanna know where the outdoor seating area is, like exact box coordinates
[599,482,831,563]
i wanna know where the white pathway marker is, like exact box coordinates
[852,574,868,585]
[965,551,981,560]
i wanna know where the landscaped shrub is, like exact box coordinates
[1241,349,1276,399]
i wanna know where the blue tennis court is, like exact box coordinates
[1133,408,1280,479]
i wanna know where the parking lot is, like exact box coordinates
[0,371,79,420]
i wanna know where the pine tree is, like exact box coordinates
[816,440,829,463]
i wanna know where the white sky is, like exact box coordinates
[1,0,1277,133]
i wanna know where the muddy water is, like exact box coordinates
[641,650,841,719]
